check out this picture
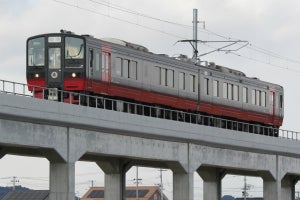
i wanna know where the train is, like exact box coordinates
[26,30,284,133]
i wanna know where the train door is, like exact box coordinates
[87,48,94,88]
[102,47,111,83]
[47,44,63,100]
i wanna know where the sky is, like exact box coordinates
[0,0,300,199]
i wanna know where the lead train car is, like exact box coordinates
[26,30,284,129]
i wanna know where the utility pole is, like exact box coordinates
[242,176,253,200]
[192,8,199,61]
[133,166,142,200]
[243,176,247,200]
[157,169,167,200]
[11,176,19,190]
[89,180,95,188]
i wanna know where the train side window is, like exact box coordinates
[256,90,261,106]
[252,90,256,105]
[223,83,228,99]
[189,74,196,93]
[243,87,248,103]
[167,69,174,87]
[228,84,233,100]
[129,61,137,80]
[115,57,122,76]
[213,80,219,97]
[122,59,129,78]
[204,78,209,95]
[95,52,100,72]
[179,72,185,90]
[261,92,266,107]
[161,68,167,86]
[155,66,161,85]
[233,85,239,101]
[280,95,283,108]
[89,49,93,68]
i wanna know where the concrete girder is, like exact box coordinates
[0,119,69,162]
[69,128,189,173]
[190,144,277,180]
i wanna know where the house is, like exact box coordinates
[81,186,169,200]
[0,190,49,200]
[0,189,80,200]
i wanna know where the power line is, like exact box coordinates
[52,0,300,72]
[87,0,192,28]
[52,0,187,39]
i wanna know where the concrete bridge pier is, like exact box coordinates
[281,175,298,200]
[49,162,75,200]
[97,159,131,200]
[197,167,224,200]
[173,172,194,200]
[263,175,298,200]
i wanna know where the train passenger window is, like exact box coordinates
[243,87,248,103]
[179,72,185,90]
[95,53,100,72]
[161,68,167,86]
[189,75,196,93]
[261,92,266,107]
[89,49,93,68]
[105,54,109,71]
[223,83,228,99]
[252,90,256,105]
[213,80,219,97]
[122,59,129,78]
[228,84,233,100]
[256,90,261,106]
[204,78,209,95]
[115,57,122,76]
[167,69,174,87]
[129,61,137,80]
[280,95,283,108]
[233,85,239,101]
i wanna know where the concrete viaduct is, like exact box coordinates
[1,92,300,200]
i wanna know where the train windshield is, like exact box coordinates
[27,37,45,66]
[65,37,84,59]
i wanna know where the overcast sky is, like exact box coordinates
[0,0,300,199]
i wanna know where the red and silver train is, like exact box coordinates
[26,30,283,130]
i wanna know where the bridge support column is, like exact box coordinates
[263,175,298,200]
[281,175,298,200]
[49,162,75,200]
[263,179,280,200]
[97,159,131,200]
[198,167,224,200]
[173,172,194,200]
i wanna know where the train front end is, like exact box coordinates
[26,31,86,102]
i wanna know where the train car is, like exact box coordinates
[26,30,284,130]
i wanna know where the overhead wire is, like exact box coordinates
[52,0,187,40]
[52,0,300,73]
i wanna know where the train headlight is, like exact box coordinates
[71,73,77,78]
[34,73,39,78]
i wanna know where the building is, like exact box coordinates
[0,189,80,200]
[81,186,169,200]
[0,190,49,200]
